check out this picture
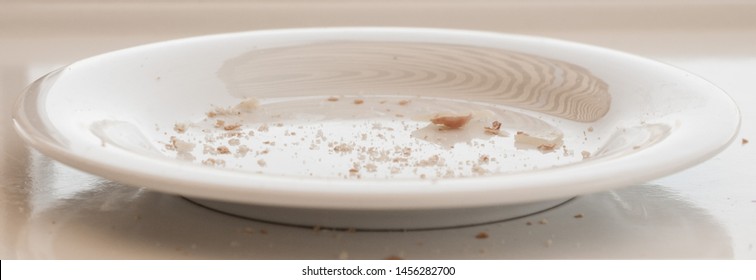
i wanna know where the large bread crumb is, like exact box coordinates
[430,114,472,129]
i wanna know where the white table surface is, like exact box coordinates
[1,1,754,259]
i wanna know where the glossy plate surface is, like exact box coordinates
[12,27,740,210]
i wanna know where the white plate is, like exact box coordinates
[13,28,739,220]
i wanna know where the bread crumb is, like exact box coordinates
[526,221,533,226]
[207,98,259,117]
[216,146,231,154]
[228,138,241,146]
[214,120,225,128]
[581,150,591,159]
[539,218,549,225]
[223,123,242,131]
[430,114,472,129]
[257,124,269,132]
[537,143,557,153]
[333,143,354,153]
[257,159,266,167]
[202,158,225,167]
[236,145,250,157]
[166,136,195,152]
[232,97,259,113]
[479,155,490,164]
[173,123,187,133]
[743,138,750,145]
[475,232,489,239]
[416,155,442,167]
[398,100,410,106]
[327,96,339,102]
[483,120,504,135]
[354,99,364,105]
[364,163,378,172]
[587,126,594,132]
[574,213,584,219]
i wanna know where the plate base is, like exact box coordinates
[186,197,573,231]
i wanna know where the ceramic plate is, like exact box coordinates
[13,28,740,212]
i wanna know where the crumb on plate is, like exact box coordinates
[430,114,472,129]
[484,120,504,135]
[581,150,591,159]
[173,123,187,133]
[223,123,242,131]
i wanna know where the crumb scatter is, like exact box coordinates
[157,95,586,180]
